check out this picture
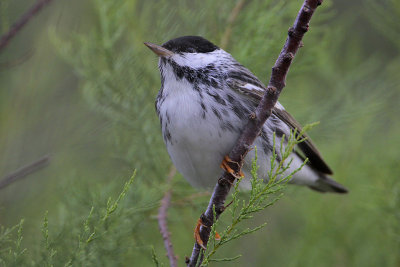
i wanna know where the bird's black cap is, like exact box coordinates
[162,36,219,54]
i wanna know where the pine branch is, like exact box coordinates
[0,0,54,53]
[157,166,178,267]
[187,0,323,266]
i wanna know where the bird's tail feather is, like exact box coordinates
[308,176,348,194]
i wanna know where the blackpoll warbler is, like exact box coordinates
[145,36,347,194]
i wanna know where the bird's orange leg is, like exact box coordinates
[194,218,206,249]
[194,217,221,250]
[194,156,242,250]
[220,155,244,179]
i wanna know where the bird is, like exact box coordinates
[145,36,348,194]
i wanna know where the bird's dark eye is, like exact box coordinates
[186,47,196,53]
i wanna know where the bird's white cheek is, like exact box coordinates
[172,50,226,69]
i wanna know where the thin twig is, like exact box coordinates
[187,0,323,266]
[0,49,34,70]
[157,166,178,267]
[0,0,54,52]
[220,0,246,50]
[0,155,50,190]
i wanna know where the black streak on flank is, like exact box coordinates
[212,107,222,120]
[155,101,160,116]
[159,114,163,127]
[164,126,172,143]
[221,121,236,132]
[200,101,207,119]
[232,104,246,119]
[211,78,218,87]
[200,101,207,111]
[274,127,285,139]
[226,94,235,103]
[155,89,165,116]
[194,84,201,92]
[160,71,165,87]
[231,99,249,120]
[260,128,279,161]
[166,112,171,124]
[207,91,227,106]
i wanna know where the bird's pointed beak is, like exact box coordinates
[144,42,174,57]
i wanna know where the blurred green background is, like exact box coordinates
[0,0,399,266]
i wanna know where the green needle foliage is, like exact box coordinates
[0,171,141,266]
[201,125,313,266]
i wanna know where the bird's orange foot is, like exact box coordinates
[220,155,244,179]
[194,218,206,249]
[194,218,221,250]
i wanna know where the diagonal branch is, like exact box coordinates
[157,166,178,267]
[0,155,50,190]
[0,0,54,53]
[187,0,323,266]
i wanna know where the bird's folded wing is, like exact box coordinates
[227,76,333,175]
[271,108,333,174]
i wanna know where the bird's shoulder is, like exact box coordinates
[225,65,333,175]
